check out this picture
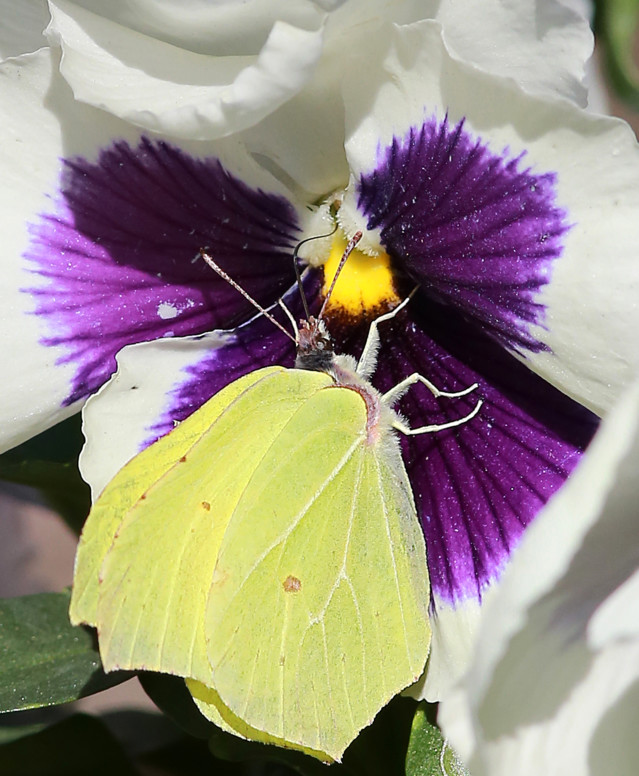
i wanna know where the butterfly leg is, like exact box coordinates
[382,372,480,405]
[357,291,483,434]
[356,294,414,379]
[383,373,483,435]
[392,395,483,436]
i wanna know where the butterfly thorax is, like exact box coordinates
[295,317,398,446]
[328,356,391,446]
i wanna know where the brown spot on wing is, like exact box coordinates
[283,575,302,593]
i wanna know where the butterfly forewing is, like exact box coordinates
[91,368,333,683]
[70,366,285,629]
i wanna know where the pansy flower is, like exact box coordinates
[2,10,638,726]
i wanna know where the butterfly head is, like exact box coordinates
[295,316,335,372]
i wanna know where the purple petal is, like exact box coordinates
[357,117,569,353]
[341,294,597,605]
[24,137,300,406]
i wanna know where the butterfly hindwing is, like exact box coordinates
[204,381,431,760]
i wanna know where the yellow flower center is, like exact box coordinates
[321,231,400,318]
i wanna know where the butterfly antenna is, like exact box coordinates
[198,249,296,343]
[292,224,338,320]
[318,230,363,320]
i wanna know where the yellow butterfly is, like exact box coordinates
[70,232,481,761]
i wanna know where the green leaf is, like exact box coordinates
[0,714,139,775]
[0,415,90,534]
[0,591,131,712]
[138,673,215,741]
[405,703,470,776]
[595,0,639,110]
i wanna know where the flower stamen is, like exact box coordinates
[321,231,400,318]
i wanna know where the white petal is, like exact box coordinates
[446,642,639,776]
[47,0,327,139]
[439,380,639,776]
[236,0,426,196]
[341,21,639,414]
[407,590,494,702]
[0,0,49,60]
[65,0,337,53]
[437,0,593,106]
[80,334,229,499]
[45,1,592,191]
[589,568,639,647]
[0,48,304,452]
